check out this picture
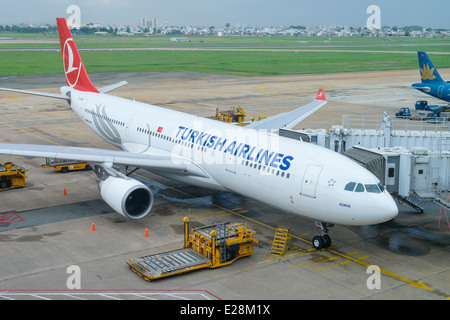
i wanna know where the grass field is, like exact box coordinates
[1,34,450,76]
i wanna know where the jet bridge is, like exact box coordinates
[280,112,450,212]
[342,147,386,185]
[343,146,450,212]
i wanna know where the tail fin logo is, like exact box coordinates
[420,63,436,81]
[63,38,81,87]
[316,89,326,101]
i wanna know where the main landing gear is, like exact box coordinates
[312,222,333,250]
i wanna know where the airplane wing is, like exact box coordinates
[246,89,327,130]
[0,143,208,178]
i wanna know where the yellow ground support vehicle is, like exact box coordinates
[42,158,91,173]
[0,161,27,191]
[127,217,258,281]
[215,106,266,126]
[215,106,247,123]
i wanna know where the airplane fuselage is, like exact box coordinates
[412,82,450,102]
[67,87,398,226]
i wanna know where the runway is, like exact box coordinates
[1,37,450,55]
[0,70,449,301]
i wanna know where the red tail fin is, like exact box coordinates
[56,18,98,93]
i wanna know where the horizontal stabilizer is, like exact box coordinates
[0,87,69,100]
[98,81,128,94]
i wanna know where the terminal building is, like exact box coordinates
[280,113,450,212]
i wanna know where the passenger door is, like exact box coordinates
[438,85,445,98]
[301,164,323,198]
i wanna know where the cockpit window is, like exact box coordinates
[365,184,381,193]
[355,183,365,192]
[345,181,385,194]
[344,182,356,191]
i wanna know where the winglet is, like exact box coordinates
[316,89,326,101]
[56,17,99,93]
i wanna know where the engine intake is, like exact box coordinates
[99,176,153,219]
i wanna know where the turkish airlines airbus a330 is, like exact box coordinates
[0,18,397,249]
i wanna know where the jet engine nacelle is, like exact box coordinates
[99,176,153,219]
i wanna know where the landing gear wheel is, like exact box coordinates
[323,235,331,248]
[312,222,334,250]
[312,236,325,250]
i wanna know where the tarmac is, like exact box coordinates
[0,70,449,302]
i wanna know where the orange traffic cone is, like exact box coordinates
[91,221,96,231]
[63,187,67,195]
[144,227,149,237]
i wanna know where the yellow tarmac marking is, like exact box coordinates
[328,256,340,261]
[327,248,433,291]
[194,213,232,221]
[256,84,268,92]
[175,209,231,222]
[0,121,62,146]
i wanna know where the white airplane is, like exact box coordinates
[0,18,397,249]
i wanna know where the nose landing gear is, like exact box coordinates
[312,222,333,250]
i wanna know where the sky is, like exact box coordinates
[0,0,449,29]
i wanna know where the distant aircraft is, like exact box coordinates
[0,18,398,250]
[412,51,450,102]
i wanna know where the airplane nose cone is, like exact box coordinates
[359,193,398,225]
[380,194,398,223]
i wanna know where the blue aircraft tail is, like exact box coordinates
[417,51,445,84]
